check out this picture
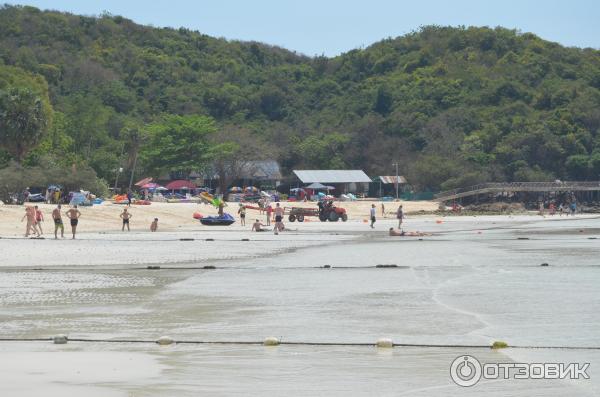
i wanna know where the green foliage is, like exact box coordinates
[1,5,600,190]
[0,86,51,162]
[0,159,108,203]
[141,114,218,175]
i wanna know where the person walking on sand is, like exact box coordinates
[120,208,132,231]
[21,206,39,237]
[238,204,246,226]
[66,205,81,239]
[381,203,385,218]
[150,218,158,232]
[127,189,133,207]
[34,205,44,235]
[396,205,404,229]
[265,204,273,226]
[369,204,376,229]
[273,203,284,235]
[52,204,65,239]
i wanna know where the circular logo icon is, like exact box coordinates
[450,355,482,387]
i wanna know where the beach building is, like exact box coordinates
[292,170,372,195]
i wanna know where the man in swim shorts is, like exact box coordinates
[52,204,64,239]
[120,208,132,231]
[150,218,158,232]
[273,203,284,234]
[66,205,81,239]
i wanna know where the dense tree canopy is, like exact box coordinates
[1,5,600,191]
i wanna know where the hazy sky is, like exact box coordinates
[4,0,599,56]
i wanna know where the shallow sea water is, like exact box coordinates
[0,215,599,396]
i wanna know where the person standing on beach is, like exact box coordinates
[52,204,64,239]
[66,205,81,239]
[238,204,246,226]
[265,204,273,226]
[150,218,158,232]
[570,201,577,216]
[381,203,385,218]
[34,205,44,235]
[120,208,132,231]
[127,189,133,207]
[396,205,404,229]
[273,203,284,234]
[370,204,376,229]
[21,206,39,237]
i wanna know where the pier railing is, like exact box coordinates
[435,181,600,201]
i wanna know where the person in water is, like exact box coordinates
[389,227,431,237]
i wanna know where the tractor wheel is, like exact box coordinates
[298,215,305,222]
[288,215,296,222]
[319,213,328,222]
[329,211,339,222]
[341,213,348,222]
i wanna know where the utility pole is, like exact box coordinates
[393,161,399,199]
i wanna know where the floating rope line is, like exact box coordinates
[0,264,412,272]
[0,337,598,350]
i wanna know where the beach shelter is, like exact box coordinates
[305,182,328,190]
[135,177,153,187]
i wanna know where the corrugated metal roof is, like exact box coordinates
[379,176,408,184]
[293,170,371,183]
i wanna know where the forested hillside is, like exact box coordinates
[1,4,600,191]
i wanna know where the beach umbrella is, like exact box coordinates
[229,186,243,193]
[325,185,335,190]
[245,186,258,193]
[155,186,168,191]
[141,182,159,189]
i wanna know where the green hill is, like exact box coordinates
[1,4,600,191]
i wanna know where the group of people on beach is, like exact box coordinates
[21,204,161,239]
[22,204,81,239]
[246,202,286,234]
[539,201,577,216]
[370,203,404,229]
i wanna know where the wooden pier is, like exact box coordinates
[435,181,600,202]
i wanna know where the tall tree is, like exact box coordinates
[0,87,51,163]
[141,114,219,177]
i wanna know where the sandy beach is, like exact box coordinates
[0,199,438,237]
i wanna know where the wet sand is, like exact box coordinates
[1,214,599,396]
